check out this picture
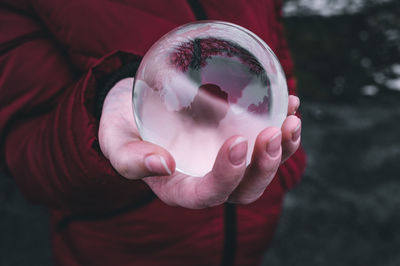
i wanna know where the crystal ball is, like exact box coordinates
[133,21,288,176]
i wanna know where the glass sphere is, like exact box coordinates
[133,21,288,176]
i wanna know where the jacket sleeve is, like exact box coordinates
[0,7,154,214]
[273,0,307,190]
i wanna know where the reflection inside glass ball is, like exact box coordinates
[133,21,288,176]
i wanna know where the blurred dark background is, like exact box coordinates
[264,0,400,265]
[1,0,400,265]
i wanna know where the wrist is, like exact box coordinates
[95,61,140,119]
[99,78,136,158]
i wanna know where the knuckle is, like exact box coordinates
[194,187,228,208]
[256,157,280,174]
[112,151,134,179]
[228,193,262,205]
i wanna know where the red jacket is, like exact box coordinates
[0,1,306,265]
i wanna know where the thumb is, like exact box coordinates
[98,77,175,179]
[108,140,176,179]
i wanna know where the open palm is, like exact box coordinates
[99,78,301,209]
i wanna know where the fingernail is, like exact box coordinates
[266,131,282,157]
[144,154,172,175]
[229,137,247,165]
[293,97,300,114]
[292,121,301,142]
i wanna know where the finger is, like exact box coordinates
[143,135,248,209]
[108,140,175,179]
[281,115,301,163]
[287,95,300,116]
[193,135,248,208]
[227,127,282,204]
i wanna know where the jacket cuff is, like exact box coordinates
[95,60,141,119]
[7,50,154,215]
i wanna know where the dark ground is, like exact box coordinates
[0,174,51,265]
[263,94,400,266]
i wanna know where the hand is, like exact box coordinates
[99,78,301,209]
